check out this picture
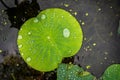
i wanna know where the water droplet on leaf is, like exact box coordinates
[28,32,31,35]
[47,36,50,40]
[18,35,22,39]
[26,57,31,62]
[34,18,39,23]
[63,28,70,38]
[41,14,46,19]
[21,53,24,55]
[18,45,22,48]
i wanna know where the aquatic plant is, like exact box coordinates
[57,63,96,80]
[17,8,83,72]
[101,64,120,80]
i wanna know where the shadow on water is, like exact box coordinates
[0,0,40,29]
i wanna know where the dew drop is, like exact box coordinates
[86,65,91,69]
[21,53,24,56]
[18,44,22,48]
[0,50,2,53]
[16,64,19,66]
[98,8,101,11]
[104,57,107,60]
[47,36,50,40]
[64,4,69,7]
[26,57,31,62]
[74,12,77,16]
[28,32,31,35]
[34,18,39,23]
[41,14,46,19]
[81,21,85,25]
[85,12,89,16]
[104,52,108,55]
[1,10,4,13]
[18,35,22,39]
[93,43,96,46]
[69,9,72,12]
[63,28,70,38]
[110,6,112,8]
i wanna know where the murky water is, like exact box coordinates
[0,0,120,79]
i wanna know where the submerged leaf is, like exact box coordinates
[57,64,95,80]
[102,64,120,80]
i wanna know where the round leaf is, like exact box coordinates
[102,64,120,80]
[57,63,96,80]
[17,8,83,72]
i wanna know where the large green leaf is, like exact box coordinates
[102,64,120,80]
[57,64,95,80]
[17,8,83,72]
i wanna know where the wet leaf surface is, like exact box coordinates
[0,0,120,79]
[57,63,96,80]
[102,64,120,80]
[18,8,83,72]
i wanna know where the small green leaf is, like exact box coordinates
[57,64,95,80]
[102,64,120,80]
[17,8,83,72]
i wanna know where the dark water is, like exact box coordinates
[0,0,120,79]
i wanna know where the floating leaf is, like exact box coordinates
[57,63,95,80]
[102,64,120,80]
[17,8,83,72]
